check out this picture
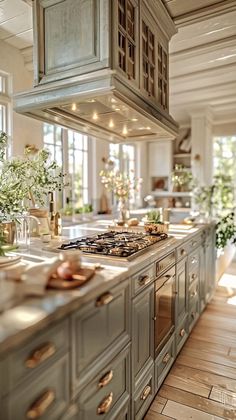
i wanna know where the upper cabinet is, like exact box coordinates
[14,0,178,143]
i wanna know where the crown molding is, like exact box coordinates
[172,0,236,27]
[21,46,33,71]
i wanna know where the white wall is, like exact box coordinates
[213,122,236,137]
[0,40,43,155]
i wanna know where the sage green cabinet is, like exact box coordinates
[74,344,130,420]
[132,283,154,388]
[176,258,188,324]
[71,280,130,392]
[133,365,155,420]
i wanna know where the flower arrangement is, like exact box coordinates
[0,131,67,220]
[171,164,193,191]
[100,169,142,199]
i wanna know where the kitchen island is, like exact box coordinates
[0,222,215,420]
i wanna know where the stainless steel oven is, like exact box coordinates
[154,265,176,356]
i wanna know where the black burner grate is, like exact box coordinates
[59,231,168,258]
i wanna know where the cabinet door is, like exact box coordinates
[199,244,206,311]
[176,258,188,324]
[132,283,154,386]
[71,280,130,392]
[112,0,139,87]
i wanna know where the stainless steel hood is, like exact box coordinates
[14,71,178,142]
[14,0,178,142]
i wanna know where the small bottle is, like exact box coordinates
[49,192,56,237]
[54,212,62,236]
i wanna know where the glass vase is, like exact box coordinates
[117,196,130,223]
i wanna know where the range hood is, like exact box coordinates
[14,0,178,143]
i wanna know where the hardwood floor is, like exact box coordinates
[145,262,236,420]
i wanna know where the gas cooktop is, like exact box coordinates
[59,231,168,260]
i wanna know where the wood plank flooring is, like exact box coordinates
[145,262,236,420]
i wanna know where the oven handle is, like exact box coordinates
[155,274,175,290]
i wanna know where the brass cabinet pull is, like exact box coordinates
[162,353,171,364]
[180,328,186,337]
[97,392,113,415]
[191,257,197,264]
[138,274,151,286]
[141,385,151,401]
[191,273,197,281]
[98,370,113,388]
[25,343,56,369]
[191,312,195,319]
[180,249,186,256]
[190,290,197,298]
[26,389,55,419]
[152,316,157,321]
[96,292,113,307]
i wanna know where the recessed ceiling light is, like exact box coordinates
[92,112,98,120]
[109,120,114,128]
[131,118,138,122]
[87,99,96,103]
[146,126,151,130]
[71,103,77,111]
[115,108,120,111]
[122,126,128,136]
[111,98,117,103]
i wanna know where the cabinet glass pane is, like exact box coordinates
[142,21,155,97]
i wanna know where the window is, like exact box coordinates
[109,143,137,206]
[213,136,236,179]
[68,130,88,207]
[0,72,11,156]
[43,123,89,210]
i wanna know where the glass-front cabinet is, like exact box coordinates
[113,0,139,86]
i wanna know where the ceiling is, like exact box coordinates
[1,0,236,127]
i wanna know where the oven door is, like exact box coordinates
[155,266,176,356]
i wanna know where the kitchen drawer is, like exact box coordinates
[131,263,155,296]
[75,344,130,420]
[6,318,69,392]
[72,280,130,391]
[133,365,155,420]
[155,334,175,391]
[189,234,202,250]
[176,315,188,355]
[156,251,176,277]
[189,278,199,308]
[5,354,69,420]
[189,267,199,286]
[189,300,200,333]
[177,242,189,261]
[188,249,200,273]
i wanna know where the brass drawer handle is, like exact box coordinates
[162,353,171,364]
[191,257,197,264]
[98,370,113,388]
[96,292,113,307]
[191,312,195,319]
[25,343,56,369]
[138,274,151,286]
[180,249,186,256]
[180,328,186,337]
[191,273,197,281]
[97,392,113,415]
[190,290,197,298]
[27,389,55,419]
[141,385,151,401]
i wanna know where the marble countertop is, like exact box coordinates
[0,221,205,354]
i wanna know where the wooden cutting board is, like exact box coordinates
[47,267,95,289]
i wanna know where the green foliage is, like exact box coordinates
[171,164,193,189]
[146,210,162,224]
[0,132,68,219]
[216,212,236,250]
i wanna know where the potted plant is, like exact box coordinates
[144,210,168,234]
[0,131,67,241]
[171,164,193,192]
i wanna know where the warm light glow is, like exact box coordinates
[146,126,151,130]
[227,296,236,306]
[131,118,138,122]
[87,99,96,103]
[122,126,128,136]
[71,103,77,111]
[115,108,121,111]
[92,112,98,120]
[111,98,117,103]
[219,273,236,289]
[109,120,114,128]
